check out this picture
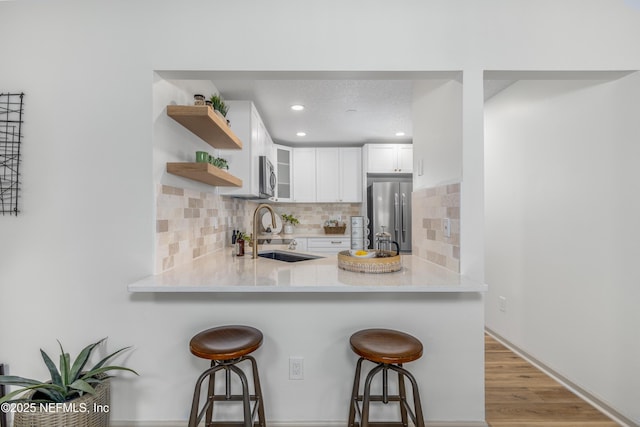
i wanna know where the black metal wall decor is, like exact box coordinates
[0,92,24,216]
[0,363,6,427]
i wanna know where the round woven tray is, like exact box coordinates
[337,250,402,273]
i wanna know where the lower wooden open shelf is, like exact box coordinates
[167,162,242,187]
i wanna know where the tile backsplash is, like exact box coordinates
[156,183,460,273]
[411,183,460,272]
[155,185,256,273]
[155,185,362,273]
[271,202,362,235]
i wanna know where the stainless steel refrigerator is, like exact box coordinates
[367,181,412,252]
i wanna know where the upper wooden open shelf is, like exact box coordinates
[167,105,243,150]
[167,162,242,187]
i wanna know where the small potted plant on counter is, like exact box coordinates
[0,338,138,427]
[281,214,299,234]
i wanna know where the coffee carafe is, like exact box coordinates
[375,226,400,256]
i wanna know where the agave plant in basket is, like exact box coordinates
[0,337,138,404]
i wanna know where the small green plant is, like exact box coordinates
[281,214,299,225]
[0,338,138,404]
[209,94,229,117]
[238,232,251,243]
[209,156,229,170]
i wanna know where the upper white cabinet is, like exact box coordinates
[339,147,362,202]
[365,144,413,173]
[219,101,273,197]
[316,147,362,202]
[294,147,362,203]
[292,147,317,202]
[315,148,340,202]
[274,144,292,202]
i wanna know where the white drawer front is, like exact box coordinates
[308,237,350,253]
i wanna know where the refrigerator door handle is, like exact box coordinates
[394,192,400,241]
[401,192,407,243]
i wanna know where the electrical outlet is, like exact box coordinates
[443,218,451,238]
[499,296,507,313]
[289,357,304,380]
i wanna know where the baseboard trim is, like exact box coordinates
[111,420,488,427]
[485,327,638,427]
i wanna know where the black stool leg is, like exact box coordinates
[361,363,384,427]
[407,371,425,427]
[206,362,217,426]
[348,357,364,427]
[388,364,425,427]
[397,363,408,427]
[189,364,225,427]
[246,355,266,427]
[228,364,252,427]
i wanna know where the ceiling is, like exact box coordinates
[214,78,414,146]
[159,71,461,147]
[159,70,629,147]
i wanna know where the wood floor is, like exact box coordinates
[485,333,621,427]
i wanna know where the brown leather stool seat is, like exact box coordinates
[348,328,425,427]
[188,325,266,427]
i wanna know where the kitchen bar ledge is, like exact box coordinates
[128,250,487,293]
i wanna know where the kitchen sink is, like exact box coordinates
[258,251,323,263]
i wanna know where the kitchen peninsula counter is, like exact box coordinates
[127,248,488,423]
[128,249,487,293]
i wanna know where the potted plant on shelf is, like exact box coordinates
[209,94,230,125]
[281,214,299,234]
[0,337,138,427]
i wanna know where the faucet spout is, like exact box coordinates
[252,203,277,259]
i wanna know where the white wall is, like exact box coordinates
[1,0,640,424]
[484,72,640,423]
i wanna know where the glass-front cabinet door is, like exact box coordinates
[275,144,292,202]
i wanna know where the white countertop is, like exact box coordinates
[128,248,487,293]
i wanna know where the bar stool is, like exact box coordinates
[347,328,425,427]
[188,325,266,427]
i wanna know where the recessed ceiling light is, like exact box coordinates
[395,132,406,137]
[291,104,305,111]
[296,132,307,137]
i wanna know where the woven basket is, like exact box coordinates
[13,376,110,427]
[337,250,402,273]
[324,225,346,234]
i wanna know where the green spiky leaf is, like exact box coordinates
[0,338,137,404]
[40,349,63,388]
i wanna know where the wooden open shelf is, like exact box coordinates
[167,162,242,187]
[167,105,242,150]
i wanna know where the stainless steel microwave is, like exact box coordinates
[259,156,276,198]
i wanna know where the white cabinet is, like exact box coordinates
[307,236,350,254]
[338,147,362,202]
[292,147,316,202]
[290,237,307,252]
[294,147,362,203]
[397,145,413,172]
[315,148,340,202]
[274,144,292,202]
[316,147,362,202]
[366,144,413,173]
[219,101,273,197]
